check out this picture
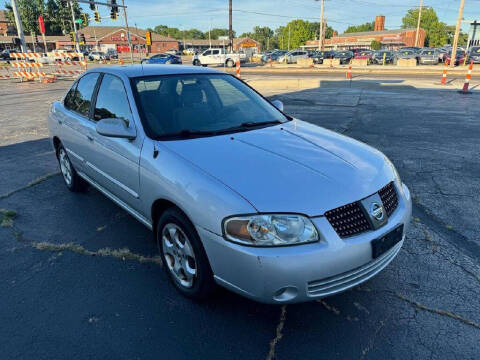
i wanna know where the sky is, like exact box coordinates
[95,0,480,34]
[2,0,480,34]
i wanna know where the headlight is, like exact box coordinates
[223,214,319,246]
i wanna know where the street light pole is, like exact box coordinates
[415,0,423,47]
[229,0,233,52]
[10,0,27,52]
[69,1,81,52]
[317,0,325,51]
[450,0,466,68]
[121,0,134,63]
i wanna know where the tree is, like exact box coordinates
[274,19,336,50]
[5,0,81,35]
[344,21,375,34]
[402,7,446,47]
[240,26,275,50]
[308,22,335,40]
[370,40,381,50]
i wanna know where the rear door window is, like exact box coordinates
[64,73,100,117]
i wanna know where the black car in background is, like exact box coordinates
[467,47,480,64]
[372,50,395,64]
[333,50,354,64]
[261,50,287,63]
[310,50,335,64]
[0,49,19,60]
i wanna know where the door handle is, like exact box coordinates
[86,135,94,141]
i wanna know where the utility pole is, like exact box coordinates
[69,1,80,52]
[10,0,27,52]
[450,0,466,68]
[288,25,291,51]
[229,0,233,52]
[316,0,325,51]
[121,0,134,63]
[415,0,423,47]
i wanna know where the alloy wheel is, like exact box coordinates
[59,149,73,186]
[161,223,197,288]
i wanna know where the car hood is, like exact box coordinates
[161,120,395,216]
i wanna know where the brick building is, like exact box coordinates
[56,26,179,53]
[0,10,15,36]
[303,16,425,50]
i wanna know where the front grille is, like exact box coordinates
[378,182,399,217]
[307,241,402,297]
[324,202,371,238]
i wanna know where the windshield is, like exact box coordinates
[132,74,289,139]
[401,50,414,55]
[421,50,435,55]
[471,47,480,54]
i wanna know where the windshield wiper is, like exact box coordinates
[239,120,283,128]
[158,129,219,139]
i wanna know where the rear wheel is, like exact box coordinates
[193,59,200,66]
[57,145,88,192]
[156,208,215,300]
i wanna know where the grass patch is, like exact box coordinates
[32,241,163,266]
[0,209,17,227]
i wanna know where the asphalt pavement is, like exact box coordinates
[0,73,479,360]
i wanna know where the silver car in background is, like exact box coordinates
[419,49,440,65]
[48,65,411,303]
[277,49,309,64]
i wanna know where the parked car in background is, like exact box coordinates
[349,48,368,57]
[277,50,309,64]
[166,49,182,56]
[435,48,447,62]
[333,50,354,64]
[371,50,395,64]
[262,50,287,63]
[183,48,196,55]
[399,47,422,53]
[395,49,419,64]
[310,50,335,64]
[467,47,480,64]
[354,50,374,63]
[0,49,19,60]
[34,53,55,64]
[193,48,245,67]
[418,49,440,65]
[141,53,182,65]
[444,49,466,66]
[106,49,118,60]
[48,65,411,303]
[88,51,107,61]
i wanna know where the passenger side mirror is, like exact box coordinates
[96,118,136,140]
[272,99,284,112]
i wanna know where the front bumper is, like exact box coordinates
[198,183,412,304]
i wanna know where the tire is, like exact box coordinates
[156,208,215,300]
[57,145,88,192]
[226,59,234,68]
[193,59,200,66]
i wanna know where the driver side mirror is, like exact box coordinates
[96,118,136,140]
[272,99,284,112]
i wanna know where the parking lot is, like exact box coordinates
[1,73,479,359]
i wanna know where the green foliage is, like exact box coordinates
[240,26,275,50]
[370,40,381,50]
[275,19,336,50]
[401,8,468,47]
[4,0,81,35]
[344,21,375,34]
[152,25,234,40]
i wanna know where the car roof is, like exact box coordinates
[86,64,224,78]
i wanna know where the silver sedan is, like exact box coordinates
[48,65,411,303]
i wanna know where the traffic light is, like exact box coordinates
[110,8,117,20]
[110,0,118,20]
[70,32,75,42]
[89,0,95,10]
[145,31,152,46]
[94,11,100,22]
[81,13,88,26]
[80,33,86,45]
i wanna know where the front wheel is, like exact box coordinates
[157,208,215,300]
[57,145,88,192]
[226,59,234,68]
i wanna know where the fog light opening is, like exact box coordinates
[273,286,298,302]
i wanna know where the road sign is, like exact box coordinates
[145,31,152,46]
[38,16,45,34]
